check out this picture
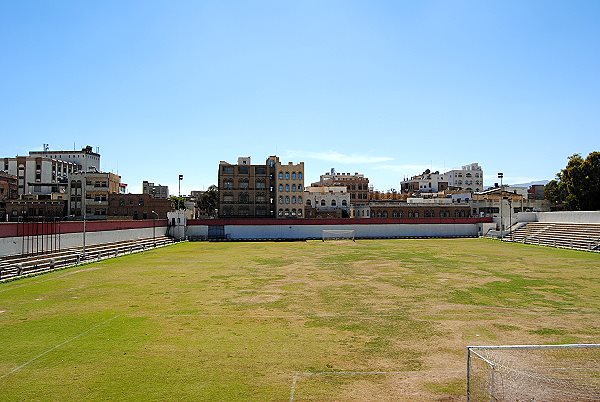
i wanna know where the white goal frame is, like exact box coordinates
[467,343,600,401]
[322,229,356,242]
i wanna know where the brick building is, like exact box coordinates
[107,193,172,220]
[313,169,370,205]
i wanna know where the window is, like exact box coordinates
[285,184,290,191]
[278,172,283,179]
[223,166,234,174]
[285,196,290,204]
[279,184,283,191]
[331,200,336,206]
[279,196,283,203]
[239,180,249,189]
[341,200,347,206]
[256,180,266,189]
[284,209,290,217]
[223,180,233,189]
[292,184,296,192]
[292,196,296,204]
[223,194,234,202]
[291,209,296,217]
[285,172,290,179]
[321,199,326,206]
[292,172,296,179]
[297,209,302,217]
[278,208,284,217]
[255,166,266,175]
[306,199,311,206]
[298,196,302,204]
[298,172,303,179]
[238,165,249,174]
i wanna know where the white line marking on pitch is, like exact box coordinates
[0,315,120,380]
[288,370,408,402]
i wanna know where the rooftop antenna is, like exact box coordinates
[73,141,76,150]
[43,143,49,152]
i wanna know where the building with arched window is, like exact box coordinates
[303,186,350,218]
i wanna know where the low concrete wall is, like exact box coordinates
[516,211,600,224]
[187,222,480,240]
[0,220,168,257]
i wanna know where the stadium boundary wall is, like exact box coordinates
[187,218,490,240]
[516,211,600,224]
[0,220,168,257]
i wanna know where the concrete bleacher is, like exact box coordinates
[0,236,176,281]
[507,222,600,252]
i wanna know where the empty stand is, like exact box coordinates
[0,236,176,281]
[507,222,600,252]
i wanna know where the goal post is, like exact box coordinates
[322,229,355,242]
[467,344,600,401]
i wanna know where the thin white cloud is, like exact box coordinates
[288,150,394,164]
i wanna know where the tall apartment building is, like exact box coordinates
[445,163,484,193]
[313,169,370,205]
[143,181,169,198]
[218,156,304,218]
[274,158,305,218]
[3,156,78,196]
[68,171,121,219]
[29,145,101,172]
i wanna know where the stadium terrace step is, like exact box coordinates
[505,222,600,252]
[0,236,177,281]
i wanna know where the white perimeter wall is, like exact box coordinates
[516,211,600,224]
[0,227,167,257]
[187,223,479,240]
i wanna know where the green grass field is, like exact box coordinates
[1,239,599,401]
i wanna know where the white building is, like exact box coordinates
[29,145,101,172]
[304,186,350,218]
[2,156,77,196]
[445,163,484,193]
[400,170,448,194]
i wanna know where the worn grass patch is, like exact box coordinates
[1,239,599,401]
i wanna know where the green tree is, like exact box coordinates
[198,185,219,217]
[545,152,600,210]
[169,195,186,210]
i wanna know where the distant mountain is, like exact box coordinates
[509,180,550,187]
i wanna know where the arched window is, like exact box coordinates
[341,200,347,206]
[382,211,388,218]
[292,184,296,192]
[279,196,283,203]
[291,209,296,216]
[285,184,290,191]
[297,209,303,217]
[285,172,290,179]
[292,196,296,204]
[278,172,283,179]
[331,199,337,206]
[321,199,326,206]
[414,212,419,218]
[298,196,302,204]
[306,199,311,206]
[285,196,290,204]
[298,172,303,179]
[278,208,284,217]
[284,208,290,217]
[292,172,296,179]
[279,184,283,191]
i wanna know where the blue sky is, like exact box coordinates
[2,1,599,194]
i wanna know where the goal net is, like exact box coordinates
[322,229,355,242]
[467,344,600,401]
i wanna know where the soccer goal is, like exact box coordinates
[466,344,600,401]
[322,229,355,242]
